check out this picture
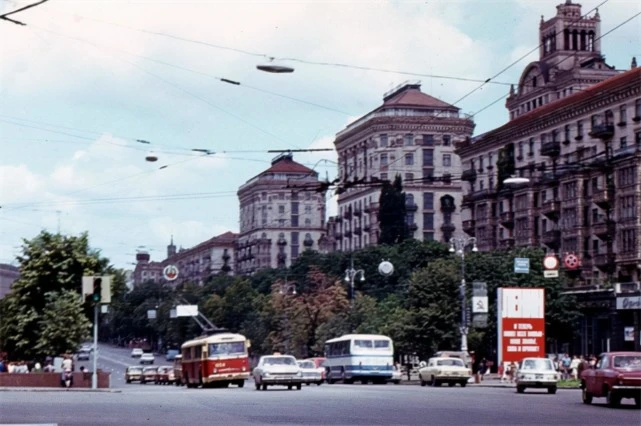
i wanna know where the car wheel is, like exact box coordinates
[288,385,293,390]
[582,384,592,404]
[606,389,620,408]
[430,376,438,387]
[126,379,131,384]
[547,386,557,395]
[296,383,302,390]
[460,381,467,388]
[516,385,525,393]
[316,381,322,386]
[237,380,245,388]
[448,382,456,387]
[420,374,427,387]
[393,380,400,385]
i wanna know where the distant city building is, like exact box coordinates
[236,153,327,274]
[131,232,237,286]
[328,81,475,251]
[0,263,20,299]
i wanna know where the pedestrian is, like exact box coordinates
[61,354,73,372]
[0,359,6,373]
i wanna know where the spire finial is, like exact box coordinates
[632,57,638,69]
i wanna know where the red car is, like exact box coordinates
[580,351,641,408]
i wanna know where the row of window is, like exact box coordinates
[378,133,452,148]
[378,152,452,167]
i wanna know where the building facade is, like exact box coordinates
[0,263,20,299]
[330,82,475,251]
[236,153,327,274]
[132,232,237,286]
[455,1,641,353]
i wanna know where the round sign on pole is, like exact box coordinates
[378,261,394,277]
[563,253,581,270]
[163,265,179,281]
[543,255,559,270]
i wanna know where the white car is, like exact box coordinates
[140,352,155,365]
[131,348,144,358]
[418,357,472,387]
[297,360,323,386]
[253,354,303,391]
[515,357,559,394]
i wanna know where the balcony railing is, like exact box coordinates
[540,200,561,219]
[499,211,514,228]
[363,224,371,232]
[589,124,615,140]
[440,223,456,233]
[592,220,615,240]
[462,220,476,235]
[354,209,362,217]
[592,188,612,208]
[540,141,561,157]
[354,226,362,235]
[499,237,515,249]
[593,253,614,271]
[405,203,418,212]
[542,230,561,247]
[461,169,477,182]
[408,223,418,231]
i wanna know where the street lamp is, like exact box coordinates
[344,255,365,306]
[503,176,530,185]
[449,236,478,353]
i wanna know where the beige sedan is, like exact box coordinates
[418,357,472,387]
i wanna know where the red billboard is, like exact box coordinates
[497,288,546,364]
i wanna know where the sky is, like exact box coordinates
[1,0,640,269]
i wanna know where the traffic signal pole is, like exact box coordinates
[92,302,98,389]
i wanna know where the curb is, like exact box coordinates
[0,387,121,393]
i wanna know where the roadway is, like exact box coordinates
[1,344,639,426]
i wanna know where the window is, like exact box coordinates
[405,173,414,181]
[304,218,311,226]
[304,205,312,214]
[405,153,414,166]
[380,173,388,181]
[291,215,299,227]
[621,229,638,253]
[442,135,451,146]
[422,168,433,179]
[443,154,452,167]
[518,141,524,158]
[618,166,637,187]
[619,104,627,123]
[528,138,535,155]
[423,193,434,210]
[620,137,627,150]
[619,195,636,221]
[380,134,388,148]
[404,134,414,146]
[564,125,571,142]
[541,133,547,144]
[380,153,388,166]
[423,232,434,241]
[577,120,584,138]
[422,149,433,166]
[423,134,434,146]
[278,205,285,214]
[478,155,484,170]
[635,99,641,119]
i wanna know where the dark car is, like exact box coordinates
[166,349,179,361]
[581,352,641,408]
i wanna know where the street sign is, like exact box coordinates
[176,304,198,317]
[543,255,559,270]
[147,309,157,319]
[163,265,179,281]
[544,270,559,278]
[514,258,530,274]
[472,296,489,313]
[472,314,488,328]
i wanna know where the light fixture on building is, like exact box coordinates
[503,176,530,185]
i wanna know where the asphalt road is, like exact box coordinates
[86,344,173,387]
[2,378,640,425]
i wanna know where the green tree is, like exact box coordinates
[0,231,107,360]
[378,174,407,245]
[35,289,91,356]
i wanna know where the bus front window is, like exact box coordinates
[208,342,246,356]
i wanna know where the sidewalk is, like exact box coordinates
[0,387,121,392]
[400,373,581,389]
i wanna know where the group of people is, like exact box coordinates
[498,354,599,382]
[0,354,90,388]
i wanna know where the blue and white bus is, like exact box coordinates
[323,334,394,384]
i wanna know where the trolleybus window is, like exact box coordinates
[209,342,245,356]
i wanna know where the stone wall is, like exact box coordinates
[0,371,110,388]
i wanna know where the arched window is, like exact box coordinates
[572,30,578,51]
[564,29,570,50]
[588,31,595,51]
[580,30,586,50]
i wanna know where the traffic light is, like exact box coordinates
[92,277,102,303]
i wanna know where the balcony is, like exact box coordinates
[592,188,612,208]
[537,173,559,186]
[499,211,514,228]
[618,251,641,265]
[277,252,287,262]
[354,226,362,235]
[408,223,418,232]
[542,230,561,248]
[461,168,477,182]
[462,220,476,235]
[515,235,539,246]
[592,220,615,240]
[614,144,640,159]
[540,199,561,219]
[343,210,352,220]
[594,253,614,272]
[462,189,492,206]
[441,223,456,234]
[303,238,314,247]
[440,201,455,213]
[540,141,561,157]
[406,203,418,212]
[363,224,371,232]
[354,208,362,217]
[334,231,342,239]
[344,230,352,237]
[499,237,515,249]
[589,124,615,140]
[277,238,287,246]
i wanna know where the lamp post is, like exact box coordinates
[449,236,478,353]
[275,280,297,354]
[344,255,365,306]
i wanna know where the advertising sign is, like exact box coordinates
[163,265,179,281]
[624,327,634,342]
[497,288,545,365]
[176,305,198,317]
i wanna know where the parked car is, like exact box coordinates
[306,357,327,382]
[581,352,641,408]
[131,348,144,358]
[140,352,155,365]
[253,354,303,391]
[434,351,472,369]
[155,366,173,384]
[297,360,323,386]
[515,357,559,394]
[125,366,143,384]
[418,357,472,387]
[166,349,180,361]
[140,366,159,384]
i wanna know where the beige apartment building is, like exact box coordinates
[455,0,641,287]
[236,153,327,274]
[330,82,475,251]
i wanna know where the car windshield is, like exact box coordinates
[128,368,142,373]
[613,355,641,369]
[143,367,157,372]
[208,341,246,356]
[263,356,296,366]
[521,359,553,371]
[436,359,464,367]
[298,361,315,369]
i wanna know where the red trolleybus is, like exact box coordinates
[181,332,251,388]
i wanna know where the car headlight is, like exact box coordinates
[263,372,271,377]
[296,371,302,377]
